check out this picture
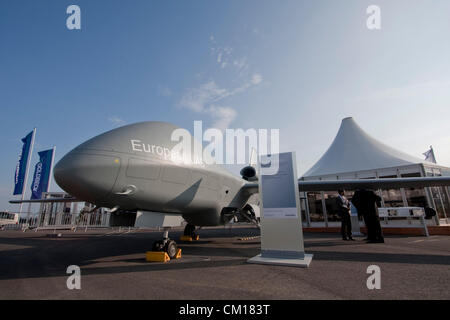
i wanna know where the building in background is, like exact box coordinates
[299,117,450,226]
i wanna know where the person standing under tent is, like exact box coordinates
[351,189,384,243]
[336,190,354,241]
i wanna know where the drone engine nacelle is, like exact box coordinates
[240,166,258,181]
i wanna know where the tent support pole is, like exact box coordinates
[320,191,328,228]
[304,192,311,227]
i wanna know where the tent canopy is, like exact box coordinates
[303,117,427,178]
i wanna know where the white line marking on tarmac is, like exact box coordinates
[98,230,122,237]
[409,238,440,243]
[118,230,134,236]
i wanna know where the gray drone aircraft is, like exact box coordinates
[11,121,450,258]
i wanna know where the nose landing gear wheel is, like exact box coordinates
[165,240,178,259]
[152,239,178,259]
[151,227,179,260]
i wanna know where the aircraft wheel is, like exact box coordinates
[165,240,178,259]
[152,240,165,252]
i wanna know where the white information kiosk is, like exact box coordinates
[248,152,313,267]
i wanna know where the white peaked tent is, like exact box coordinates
[300,117,450,225]
[303,117,429,178]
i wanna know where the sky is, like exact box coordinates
[1,0,450,211]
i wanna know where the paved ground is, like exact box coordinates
[0,226,449,299]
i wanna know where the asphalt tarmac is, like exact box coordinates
[0,226,449,299]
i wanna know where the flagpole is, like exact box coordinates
[47,146,56,193]
[19,128,36,216]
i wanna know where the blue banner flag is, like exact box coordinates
[30,149,54,200]
[13,131,34,195]
[423,146,437,164]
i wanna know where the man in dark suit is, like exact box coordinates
[351,189,384,243]
[336,190,353,240]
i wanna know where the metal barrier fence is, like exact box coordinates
[17,211,111,231]
[1,223,21,230]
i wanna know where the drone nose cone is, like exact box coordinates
[54,151,121,202]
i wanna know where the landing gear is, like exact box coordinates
[152,227,178,259]
[184,224,198,239]
[152,240,165,252]
[165,240,178,259]
[240,204,261,228]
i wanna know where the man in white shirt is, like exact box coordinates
[336,190,353,241]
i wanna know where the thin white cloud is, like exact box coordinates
[210,38,234,70]
[233,57,249,75]
[180,81,229,113]
[251,73,263,85]
[108,116,126,126]
[209,37,253,75]
[207,105,237,131]
[180,75,263,112]
[179,74,263,129]
[179,36,265,130]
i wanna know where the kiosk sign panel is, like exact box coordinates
[248,152,312,267]
[260,153,298,220]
